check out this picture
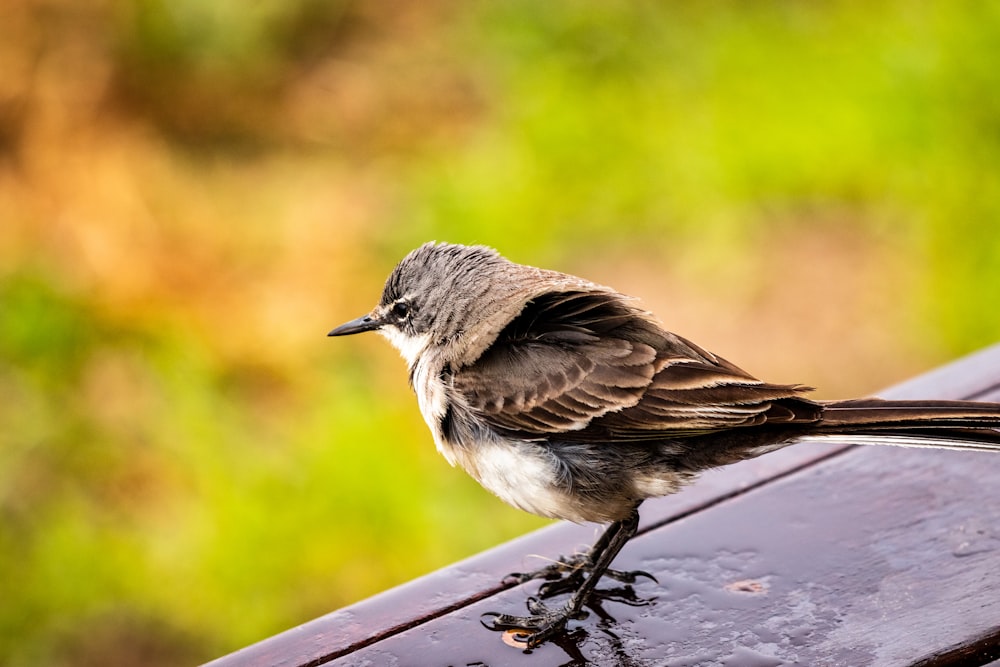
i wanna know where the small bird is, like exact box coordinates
[329,242,1000,647]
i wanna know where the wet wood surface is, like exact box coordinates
[206,344,1000,667]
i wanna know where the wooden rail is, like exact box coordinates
[207,344,1000,667]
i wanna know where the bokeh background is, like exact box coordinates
[3,1,999,664]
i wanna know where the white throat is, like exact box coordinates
[379,327,431,370]
[380,325,455,464]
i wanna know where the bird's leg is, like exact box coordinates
[504,513,655,598]
[482,507,643,647]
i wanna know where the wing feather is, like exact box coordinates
[452,290,820,441]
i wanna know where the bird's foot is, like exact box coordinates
[505,556,656,598]
[487,509,647,648]
[481,596,584,648]
[538,565,657,598]
[503,553,589,586]
[482,583,657,648]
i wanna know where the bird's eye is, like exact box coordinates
[391,301,411,319]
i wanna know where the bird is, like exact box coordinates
[328,241,1000,647]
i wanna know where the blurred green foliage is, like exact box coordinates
[2,1,999,665]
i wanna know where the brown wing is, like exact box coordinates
[452,290,820,441]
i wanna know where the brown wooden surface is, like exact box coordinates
[206,344,1000,667]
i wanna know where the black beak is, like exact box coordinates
[328,314,382,336]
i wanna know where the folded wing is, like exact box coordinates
[453,290,820,442]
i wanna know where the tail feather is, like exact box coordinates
[814,398,1000,453]
[808,432,1000,453]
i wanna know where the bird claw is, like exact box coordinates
[486,509,644,648]
[505,551,656,595]
[532,565,656,598]
[481,599,585,648]
[536,570,584,597]
[605,567,658,585]
[503,553,588,585]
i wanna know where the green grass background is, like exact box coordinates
[2,1,999,664]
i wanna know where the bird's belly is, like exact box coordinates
[450,435,650,524]
[452,437,577,521]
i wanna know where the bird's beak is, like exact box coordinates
[328,313,383,336]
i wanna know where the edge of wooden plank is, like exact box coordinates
[203,342,1000,667]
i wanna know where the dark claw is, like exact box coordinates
[486,509,645,648]
[605,567,658,585]
[537,569,584,597]
[503,554,588,585]
[482,611,531,631]
[480,602,577,648]
[501,572,528,586]
[505,552,656,593]
[525,596,547,615]
[535,566,655,598]
[482,610,545,631]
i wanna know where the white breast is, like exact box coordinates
[462,437,572,521]
[384,330,575,521]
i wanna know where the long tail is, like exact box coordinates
[811,398,1000,452]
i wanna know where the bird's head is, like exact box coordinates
[329,242,558,368]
